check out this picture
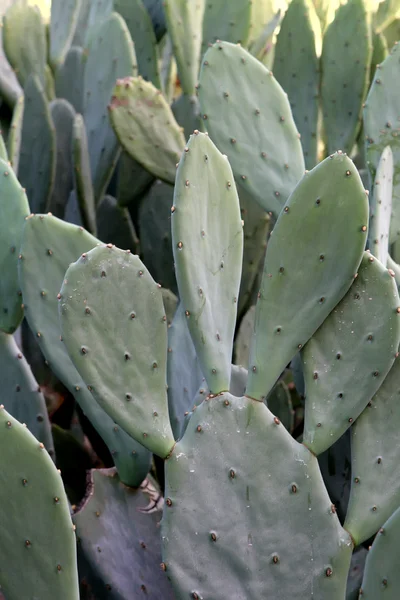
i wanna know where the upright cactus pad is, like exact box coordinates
[171,132,243,393]
[0,407,79,600]
[369,146,393,265]
[302,252,400,455]
[59,245,175,457]
[162,394,353,599]
[364,42,400,242]
[19,75,56,213]
[7,94,24,172]
[274,0,321,168]
[109,77,185,184]
[0,160,29,334]
[48,99,76,217]
[49,0,81,69]
[72,114,97,235]
[19,215,151,487]
[202,0,252,56]
[359,505,400,598]
[97,195,138,252]
[321,0,372,155]
[55,46,85,114]
[83,12,137,204]
[345,356,400,545]
[246,152,368,401]
[2,0,47,88]
[0,332,53,455]
[114,0,161,88]
[163,0,205,95]
[198,41,305,216]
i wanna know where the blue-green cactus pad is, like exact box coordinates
[171,131,243,393]
[49,0,81,69]
[0,160,29,333]
[163,394,353,599]
[302,252,400,455]
[19,215,151,487]
[0,406,79,600]
[55,46,84,114]
[59,244,175,457]
[198,41,305,216]
[345,356,400,545]
[246,152,369,401]
[369,146,393,265]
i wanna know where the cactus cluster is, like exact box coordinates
[1,0,400,598]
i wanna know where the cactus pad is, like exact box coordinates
[369,146,393,265]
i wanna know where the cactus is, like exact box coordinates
[274,0,321,169]
[49,0,81,70]
[74,468,175,599]
[0,406,79,600]
[96,194,138,252]
[359,504,400,598]
[7,95,24,172]
[47,99,76,217]
[0,159,29,334]
[201,0,252,56]
[83,12,137,205]
[198,41,305,216]
[163,0,205,96]
[0,331,53,455]
[344,355,400,544]
[19,214,151,487]
[72,114,97,235]
[55,46,85,114]
[19,75,56,213]
[246,152,368,401]
[2,0,47,89]
[114,0,161,89]
[302,252,400,455]
[109,77,185,184]
[321,0,372,156]
[364,42,400,243]
[368,146,393,264]
[171,132,243,393]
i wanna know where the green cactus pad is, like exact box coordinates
[19,215,151,487]
[163,0,205,95]
[302,252,400,456]
[72,0,113,47]
[49,0,81,69]
[116,153,155,208]
[167,304,204,440]
[83,12,137,204]
[114,0,161,88]
[0,160,29,333]
[248,9,282,63]
[369,146,393,265]
[109,76,185,184]
[97,195,138,252]
[163,394,353,599]
[74,468,174,598]
[55,46,84,114]
[370,31,388,83]
[171,132,243,393]
[0,14,22,109]
[2,0,47,88]
[59,244,175,457]
[72,114,97,235]
[19,75,56,213]
[0,406,79,600]
[0,332,53,454]
[344,356,400,545]
[364,42,400,242]
[8,94,24,172]
[139,180,177,294]
[0,133,8,162]
[321,0,372,155]
[48,99,76,217]
[359,505,400,598]
[238,188,270,317]
[202,0,252,56]
[246,152,369,401]
[198,41,305,216]
[274,0,320,169]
